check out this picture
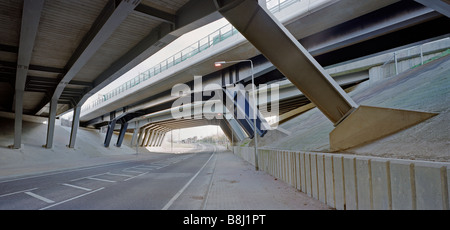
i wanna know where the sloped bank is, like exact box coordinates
[233,54,450,210]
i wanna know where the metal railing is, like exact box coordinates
[81,0,305,112]
[381,37,450,78]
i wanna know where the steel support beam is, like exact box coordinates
[104,119,117,147]
[139,124,155,146]
[157,133,166,147]
[137,127,145,146]
[116,122,128,147]
[148,131,157,147]
[156,129,168,147]
[152,131,162,147]
[51,0,140,102]
[219,120,233,142]
[11,0,44,149]
[217,0,438,151]
[415,0,450,18]
[77,0,222,116]
[45,98,58,148]
[140,126,149,147]
[150,127,164,147]
[144,129,154,146]
[134,4,176,24]
[69,106,81,148]
[216,0,358,125]
[147,126,160,146]
[147,126,161,146]
[45,0,140,147]
[144,129,153,146]
[220,88,269,138]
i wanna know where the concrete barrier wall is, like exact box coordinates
[233,146,450,210]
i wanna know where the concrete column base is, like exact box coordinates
[330,105,437,151]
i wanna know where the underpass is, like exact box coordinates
[1,0,449,212]
[0,144,328,210]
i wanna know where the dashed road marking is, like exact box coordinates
[86,177,116,183]
[122,169,145,173]
[24,191,55,204]
[61,183,92,191]
[124,172,149,181]
[106,172,134,178]
[0,188,38,198]
[70,173,107,182]
[39,187,105,210]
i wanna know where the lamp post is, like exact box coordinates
[215,60,258,171]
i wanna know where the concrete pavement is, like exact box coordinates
[201,150,330,210]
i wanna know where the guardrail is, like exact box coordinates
[382,37,450,77]
[81,0,304,113]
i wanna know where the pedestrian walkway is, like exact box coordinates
[202,150,330,210]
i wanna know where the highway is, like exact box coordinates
[0,145,216,210]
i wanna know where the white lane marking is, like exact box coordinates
[61,183,92,191]
[70,173,107,182]
[106,172,134,178]
[142,164,164,168]
[0,159,143,184]
[39,187,104,210]
[125,169,147,173]
[149,163,168,166]
[24,191,55,204]
[124,172,148,181]
[86,177,116,183]
[202,153,218,210]
[134,166,160,170]
[0,188,38,198]
[162,147,216,210]
[122,169,145,174]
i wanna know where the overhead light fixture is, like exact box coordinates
[214,61,226,67]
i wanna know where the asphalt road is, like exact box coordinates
[0,145,215,210]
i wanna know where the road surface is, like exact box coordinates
[0,144,215,210]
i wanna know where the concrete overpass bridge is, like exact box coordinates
[78,0,449,150]
[1,0,449,150]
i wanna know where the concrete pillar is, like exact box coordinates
[13,87,24,149]
[116,122,128,147]
[149,131,158,147]
[155,131,162,147]
[158,133,166,146]
[140,127,149,147]
[137,128,145,147]
[152,131,161,147]
[145,130,154,146]
[130,126,139,147]
[149,130,157,146]
[11,0,45,149]
[150,130,158,146]
[144,129,153,147]
[45,98,58,149]
[69,106,81,148]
